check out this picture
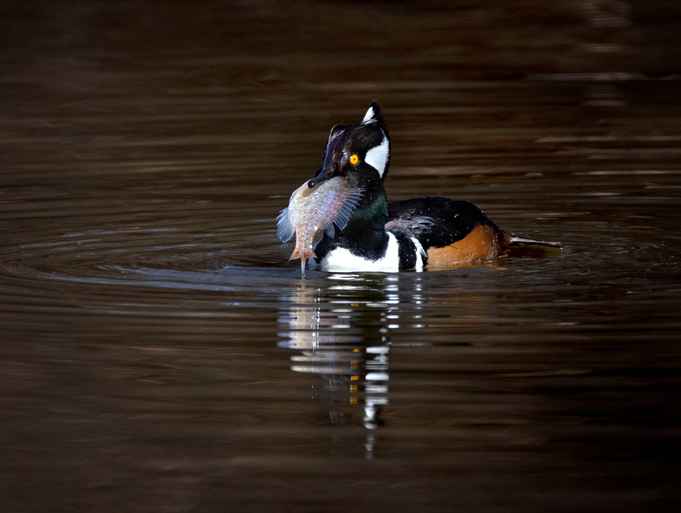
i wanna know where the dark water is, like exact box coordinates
[2,1,681,511]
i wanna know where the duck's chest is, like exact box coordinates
[318,232,424,272]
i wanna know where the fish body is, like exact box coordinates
[277,177,364,272]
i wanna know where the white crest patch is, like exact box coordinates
[361,105,377,124]
[364,134,390,178]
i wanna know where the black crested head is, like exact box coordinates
[308,102,392,254]
[308,101,392,190]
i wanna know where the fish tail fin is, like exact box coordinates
[290,248,317,261]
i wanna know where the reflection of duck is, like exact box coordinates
[303,102,561,272]
[278,274,421,438]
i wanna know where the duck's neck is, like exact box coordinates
[336,192,390,259]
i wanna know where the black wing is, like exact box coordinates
[385,197,499,250]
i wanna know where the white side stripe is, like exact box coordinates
[411,237,426,272]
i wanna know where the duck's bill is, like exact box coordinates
[307,165,335,188]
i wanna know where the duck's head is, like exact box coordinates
[308,101,391,192]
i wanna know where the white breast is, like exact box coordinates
[320,232,401,272]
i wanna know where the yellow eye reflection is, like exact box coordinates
[349,154,359,165]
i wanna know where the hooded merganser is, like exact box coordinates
[302,101,560,272]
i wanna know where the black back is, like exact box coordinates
[385,197,499,250]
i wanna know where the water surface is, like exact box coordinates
[1,1,680,511]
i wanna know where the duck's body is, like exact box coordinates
[288,101,560,272]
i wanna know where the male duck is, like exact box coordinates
[302,101,560,272]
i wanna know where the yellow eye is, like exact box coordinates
[349,154,359,165]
